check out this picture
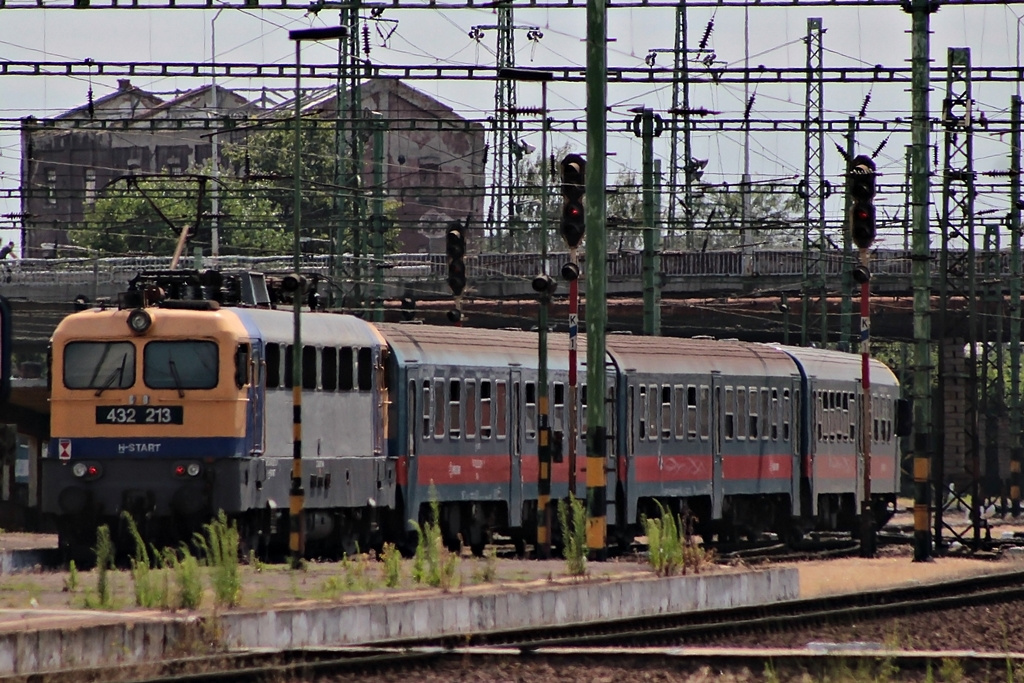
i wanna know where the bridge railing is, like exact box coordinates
[0,247,973,290]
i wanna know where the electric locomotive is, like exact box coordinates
[43,271,398,562]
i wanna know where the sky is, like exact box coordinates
[3,1,1024,250]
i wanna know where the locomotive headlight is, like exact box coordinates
[71,462,101,480]
[72,462,87,478]
[126,309,153,335]
[186,463,201,477]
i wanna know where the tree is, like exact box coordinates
[673,184,805,252]
[71,169,289,257]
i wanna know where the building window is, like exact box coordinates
[84,169,96,204]
[45,169,57,205]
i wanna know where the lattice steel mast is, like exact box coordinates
[801,18,827,347]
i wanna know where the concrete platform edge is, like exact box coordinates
[0,567,798,676]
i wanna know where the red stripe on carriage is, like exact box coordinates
[721,454,793,480]
[813,453,857,479]
[630,455,714,482]
[413,454,510,485]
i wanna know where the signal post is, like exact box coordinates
[849,153,878,558]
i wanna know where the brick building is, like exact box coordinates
[20,78,485,257]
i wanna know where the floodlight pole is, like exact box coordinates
[288,25,347,569]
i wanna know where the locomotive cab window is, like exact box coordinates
[340,348,354,390]
[234,344,250,389]
[358,348,373,391]
[144,341,218,390]
[64,341,136,390]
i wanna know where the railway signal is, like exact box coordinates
[446,221,467,296]
[848,154,877,250]
[559,154,586,248]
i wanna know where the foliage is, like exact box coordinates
[221,117,403,254]
[380,543,403,588]
[71,164,289,258]
[90,524,115,609]
[641,502,712,576]
[676,185,805,251]
[557,494,588,577]
[410,493,460,591]
[123,512,167,608]
[193,511,241,608]
[64,560,79,593]
[472,546,498,584]
[171,547,204,610]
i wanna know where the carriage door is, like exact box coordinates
[247,341,265,455]
[711,372,724,518]
[508,370,523,525]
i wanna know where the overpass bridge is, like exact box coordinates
[0,247,1004,351]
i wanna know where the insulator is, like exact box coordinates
[744,94,756,120]
[362,24,371,56]
[699,19,714,50]
[859,92,871,118]
[872,135,889,159]
[932,144,939,167]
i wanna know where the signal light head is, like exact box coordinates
[852,265,871,284]
[447,309,462,323]
[281,273,307,293]
[561,262,580,281]
[532,274,557,295]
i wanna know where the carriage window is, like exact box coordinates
[815,392,823,442]
[357,348,373,391]
[638,385,648,441]
[434,379,445,438]
[449,379,461,439]
[686,386,697,440]
[760,389,770,441]
[234,344,250,389]
[266,343,281,388]
[674,386,685,440]
[771,389,779,440]
[465,380,477,439]
[480,380,492,439]
[525,382,537,440]
[699,386,710,440]
[661,386,672,440]
[496,380,507,440]
[748,388,758,439]
[553,383,565,433]
[782,389,792,441]
[738,387,750,438]
[64,341,136,390]
[340,348,354,391]
[422,380,431,439]
[303,346,317,390]
[649,385,659,440]
[724,386,735,441]
[322,348,338,391]
[144,341,218,390]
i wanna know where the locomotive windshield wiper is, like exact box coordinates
[94,353,128,397]
[168,358,185,398]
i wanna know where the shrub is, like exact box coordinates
[123,512,167,608]
[380,543,402,588]
[91,525,115,609]
[557,494,588,577]
[642,502,712,576]
[194,511,241,608]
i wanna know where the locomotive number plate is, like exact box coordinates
[96,406,183,425]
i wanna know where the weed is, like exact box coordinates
[380,543,402,588]
[64,560,79,593]
[557,493,588,577]
[763,660,778,683]
[171,546,203,610]
[194,511,241,608]
[90,524,115,609]
[472,546,498,584]
[641,502,712,576]
[410,493,459,589]
[123,512,168,608]
[939,657,964,683]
